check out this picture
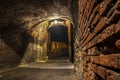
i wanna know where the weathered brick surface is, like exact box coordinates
[83,21,120,50]
[88,63,120,80]
[87,54,120,69]
[75,0,120,80]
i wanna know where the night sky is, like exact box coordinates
[49,25,68,45]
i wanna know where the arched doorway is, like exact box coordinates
[46,18,73,62]
[28,17,74,63]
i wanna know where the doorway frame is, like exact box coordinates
[30,16,74,63]
[46,17,73,62]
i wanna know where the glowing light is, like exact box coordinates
[54,20,58,24]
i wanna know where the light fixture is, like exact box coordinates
[54,20,58,24]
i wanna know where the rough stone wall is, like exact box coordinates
[0,0,71,70]
[75,0,120,80]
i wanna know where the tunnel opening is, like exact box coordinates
[48,25,69,60]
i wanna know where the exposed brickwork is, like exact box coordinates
[75,0,120,80]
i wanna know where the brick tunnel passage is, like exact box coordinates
[0,0,120,80]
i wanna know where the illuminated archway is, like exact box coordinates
[29,16,74,62]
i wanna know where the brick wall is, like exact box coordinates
[75,0,120,80]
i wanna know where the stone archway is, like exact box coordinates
[32,17,74,62]
[47,18,72,61]
[20,16,74,64]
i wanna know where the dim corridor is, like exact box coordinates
[0,0,120,80]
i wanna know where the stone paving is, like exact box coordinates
[0,60,74,80]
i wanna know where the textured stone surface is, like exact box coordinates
[0,0,72,70]
[74,0,120,80]
[1,0,120,80]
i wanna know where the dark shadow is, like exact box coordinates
[0,23,31,62]
[48,25,68,45]
[48,25,69,59]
